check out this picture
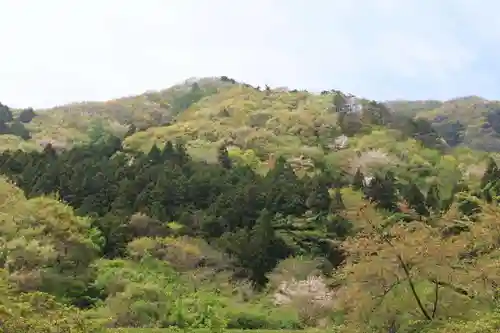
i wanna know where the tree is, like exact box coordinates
[17,108,36,123]
[352,168,365,190]
[0,191,103,306]
[361,101,391,126]
[403,182,428,217]
[124,123,136,137]
[174,141,190,165]
[336,204,500,331]
[161,140,175,161]
[0,280,103,332]
[332,92,347,113]
[8,121,31,139]
[147,144,162,162]
[87,119,111,145]
[365,172,399,212]
[327,188,351,239]
[305,176,331,212]
[222,209,289,289]
[43,143,58,159]
[0,103,13,122]
[481,157,499,189]
[426,183,441,213]
[338,112,363,136]
[264,156,307,216]
[330,187,346,213]
[217,144,232,170]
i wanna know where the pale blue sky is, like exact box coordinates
[0,0,498,108]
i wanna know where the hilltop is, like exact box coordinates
[0,77,232,150]
[386,96,500,152]
[2,76,500,157]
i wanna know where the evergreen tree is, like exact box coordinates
[147,144,162,162]
[222,209,289,289]
[264,156,306,215]
[330,187,346,213]
[0,102,13,122]
[174,141,190,165]
[441,181,469,213]
[352,168,365,190]
[480,157,500,202]
[217,144,232,170]
[327,188,351,239]
[0,120,9,134]
[365,172,399,212]
[9,121,31,139]
[425,183,441,213]
[306,177,331,212]
[18,107,36,123]
[43,143,58,159]
[404,182,428,217]
[480,157,499,189]
[161,140,175,161]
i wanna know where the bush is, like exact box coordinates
[18,108,37,123]
[226,308,302,330]
[0,289,103,333]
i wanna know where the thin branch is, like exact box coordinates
[394,251,432,320]
[388,318,398,333]
[431,278,439,318]
[361,209,433,321]
[371,275,408,313]
[427,278,472,299]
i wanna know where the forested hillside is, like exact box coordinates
[387,96,500,152]
[1,77,500,332]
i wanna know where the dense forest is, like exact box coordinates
[1,77,500,332]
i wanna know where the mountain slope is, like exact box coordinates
[387,96,500,151]
[1,75,498,160]
[0,77,233,151]
[124,84,339,161]
[2,77,500,332]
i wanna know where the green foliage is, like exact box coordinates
[0,102,13,122]
[0,269,102,332]
[1,78,500,332]
[17,107,37,123]
[87,119,116,144]
[91,258,228,330]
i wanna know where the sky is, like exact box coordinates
[0,0,499,108]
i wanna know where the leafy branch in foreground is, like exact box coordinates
[335,201,500,331]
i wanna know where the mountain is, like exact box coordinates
[386,96,500,152]
[2,76,500,332]
[1,76,498,155]
[0,77,232,151]
[1,76,497,187]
